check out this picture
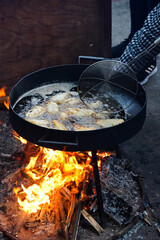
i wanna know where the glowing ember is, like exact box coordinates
[14,148,92,214]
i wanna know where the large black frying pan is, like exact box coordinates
[9,64,146,151]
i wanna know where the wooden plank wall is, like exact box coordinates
[0,0,111,92]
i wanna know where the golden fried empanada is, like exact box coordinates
[51,92,69,104]
[26,106,45,118]
[53,120,67,130]
[26,118,51,128]
[46,102,59,114]
[96,119,124,128]
[68,108,94,117]
[73,125,95,131]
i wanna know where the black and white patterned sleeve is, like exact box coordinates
[119,3,160,74]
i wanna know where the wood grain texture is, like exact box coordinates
[0,0,111,92]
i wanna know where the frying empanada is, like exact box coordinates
[60,112,68,120]
[46,102,59,114]
[96,119,124,128]
[68,108,94,117]
[65,98,81,105]
[26,118,51,128]
[51,92,69,104]
[73,125,95,131]
[53,120,67,130]
[26,106,45,118]
[88,100,103,109]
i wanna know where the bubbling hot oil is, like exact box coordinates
[14,82,124,131]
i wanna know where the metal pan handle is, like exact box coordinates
[78,55,105,64]
[37,132,79,147]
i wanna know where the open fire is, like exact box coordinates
[0,134,95,239]
[0,129,143,240]
[13,146,92,216]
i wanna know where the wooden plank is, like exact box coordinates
[0,0,111,92]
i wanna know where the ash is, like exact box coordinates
[101,156,141,214]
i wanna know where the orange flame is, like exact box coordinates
[14,148,92,214]
[4,99,9,110]
[0,86,9,109]
[12,130,28,144]
[0,86,6,97]
[97,151,114,169]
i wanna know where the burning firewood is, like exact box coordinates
[52,192,62,235]
[39,202,49,222]
[80,165,92,201]
[67,165,93,240]
[66,193,76,228]
[59,196,69,240]
[55,203,62,234]
[60,187,71,201]
[69,202,82,240]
